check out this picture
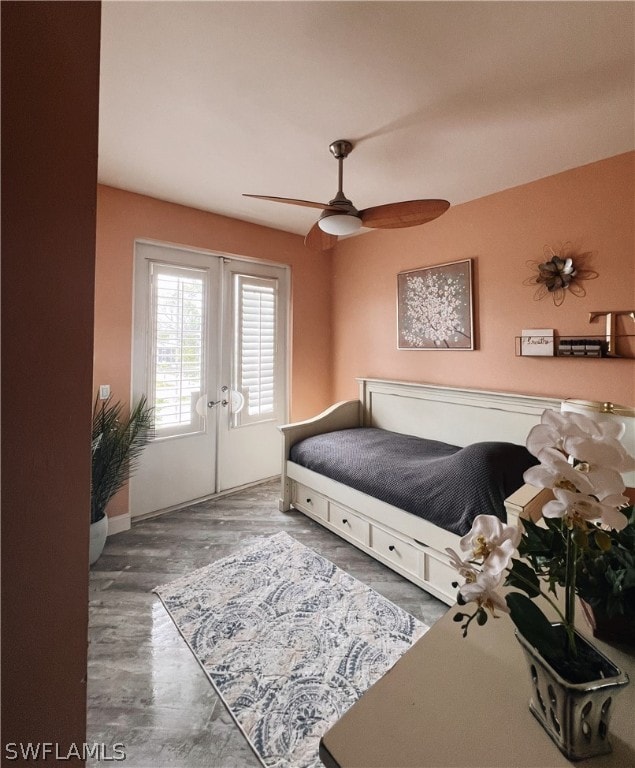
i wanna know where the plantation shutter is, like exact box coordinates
[234,274,277,425]
[150,262,207,437]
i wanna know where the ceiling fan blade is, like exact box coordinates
[243,194,341,212]
[360,199,450,229]
[304,222,338,252]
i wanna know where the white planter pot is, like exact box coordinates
[516,626,629,760]
[89,516,109,565]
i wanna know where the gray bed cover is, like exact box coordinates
[289,427,537,536]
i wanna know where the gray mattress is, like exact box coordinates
[289,427,537,536]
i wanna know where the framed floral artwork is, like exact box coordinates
[397,259,474,350]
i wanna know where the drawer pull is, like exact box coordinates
[342,518,349,525]
[388,545,396,552]
[306,498,312,504]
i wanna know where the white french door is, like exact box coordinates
[218,260,288,491]
[131,241,288,517]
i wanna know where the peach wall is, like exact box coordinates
[95,186,333,515]
[332,153,635,407]
[97,153,634,518]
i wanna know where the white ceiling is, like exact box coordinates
[99,1,634,237]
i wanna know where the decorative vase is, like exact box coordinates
[89,515,109,565]
[516,626,629,760]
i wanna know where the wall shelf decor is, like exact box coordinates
[515,334,635,359]
[556,337,603,357]
[520,328,554,356]
[589,310,635,356]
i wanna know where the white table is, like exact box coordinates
[320,605,635,768]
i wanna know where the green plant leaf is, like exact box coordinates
[594,529,612,552]
[505,558,541,598]
[506,592,565,662]
[518,519,555,556]
[573,527,589,549]
[91,394,154,523]
[575,509,635,618]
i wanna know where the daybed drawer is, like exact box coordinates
[424,552,459,601]
[292,483,328,521]
[329,504,370,546]
[371,528,420,576]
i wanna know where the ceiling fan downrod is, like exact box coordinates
[328,139,355,208]
[317,139,361,235]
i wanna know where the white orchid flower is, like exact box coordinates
[523,447,594,495]
[526,410,590,458]
[564,434,635,475]
[459,569,510,616]
[524,445,626,500]
[459,514,520,574]
[563,411,625,441]
[527,409,631,465]
[525,417,587,467]
[599,503,631,531]
[446,548,479,579]
[569,461,627,501]
[542,487,629,531]
[557,410,623,440]
[526,423,561,458]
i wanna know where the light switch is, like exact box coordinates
[99,384,111,400]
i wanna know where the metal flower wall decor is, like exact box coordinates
[524,244,598,306]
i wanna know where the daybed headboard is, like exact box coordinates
[357,378,563,448]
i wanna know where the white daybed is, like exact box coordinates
[279,378,560,605]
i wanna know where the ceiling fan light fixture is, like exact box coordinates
[245,139,450,251]
[318,212,362,236]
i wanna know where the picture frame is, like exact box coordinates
[397,259,474,350]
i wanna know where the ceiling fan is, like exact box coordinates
[244,140,450,251]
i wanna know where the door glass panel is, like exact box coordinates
[150,262,207,438]
[233,274,277,426]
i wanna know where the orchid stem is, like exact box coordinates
[564,528,577,655]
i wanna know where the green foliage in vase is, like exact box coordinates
[91,395,154,524]
[576,505,635,620]
[449,408,635,683]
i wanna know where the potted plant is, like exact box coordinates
[447,408,634,760]
[90,394,154,565]
[577,505,635,643]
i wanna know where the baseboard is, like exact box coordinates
[107,512,131,536]
[131,475,280,523]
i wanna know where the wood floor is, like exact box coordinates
[88,479,449,767]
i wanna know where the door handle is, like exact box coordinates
[207,400,221,408]
[220,389,245,413]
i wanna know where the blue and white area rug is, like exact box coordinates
[154,531,427,768]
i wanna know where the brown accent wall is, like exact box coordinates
[332,153,635,407]
[1,1,101,758]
